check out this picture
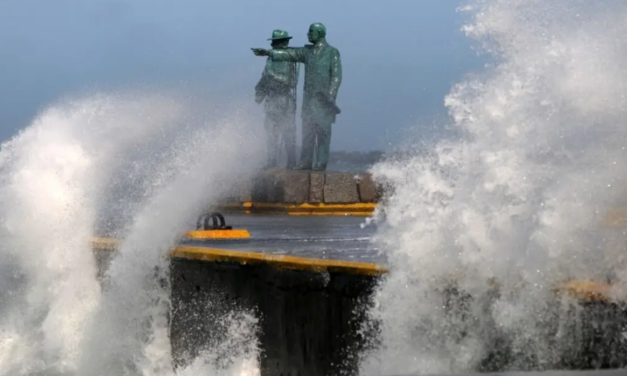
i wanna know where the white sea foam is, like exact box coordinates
[362,1,627,374]
[0,91,264,376]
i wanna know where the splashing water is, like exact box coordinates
[0,91,264,376]
[362,0,627,374]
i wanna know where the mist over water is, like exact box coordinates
[0,91,264,376]
[362,0,627,374]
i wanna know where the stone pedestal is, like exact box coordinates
[225,169,381,204]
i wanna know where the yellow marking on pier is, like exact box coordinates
[170,245,388,276]
[184,229,251,240]
[555,280,616,302]
[91,237,627,301]
[91,237,119,250]
[216,202,376,216]
[605,207,627,227]
[90,236,386,276]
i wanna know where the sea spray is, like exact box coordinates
[0,92,187,375]
[362,0,627,374]
[78,102,265,376]
[0,91,265,376]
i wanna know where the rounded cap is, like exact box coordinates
[268,29,292,40]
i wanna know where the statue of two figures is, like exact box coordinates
[253,23,342,172]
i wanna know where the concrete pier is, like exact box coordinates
[90,229,627,375]
[169,247,383,376]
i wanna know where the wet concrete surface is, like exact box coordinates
[181,214,384,263]
[96,214,627,375]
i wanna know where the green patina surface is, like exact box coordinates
[253,23,342,171]
[255,29,300,169]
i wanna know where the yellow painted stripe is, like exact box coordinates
[185,229,251,240]
[91,237,119,250]
[91,237,623,301]
[605,207,626,227]
[555,280,615,302]
[90,236,386,276]
[170,245,388,276]
[216,202,376,216]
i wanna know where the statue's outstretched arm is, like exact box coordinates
[270,48,307,63]
[329,49,342,101]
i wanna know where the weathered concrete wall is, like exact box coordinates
[167,256,627,374]
[91,242,627,374]
[222,169,382,205]
[169,256,379,376]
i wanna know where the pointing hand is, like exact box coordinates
[251,48,270,57]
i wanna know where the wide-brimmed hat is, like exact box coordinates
[268,29,292,41]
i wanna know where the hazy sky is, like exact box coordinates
[0,0,484,151]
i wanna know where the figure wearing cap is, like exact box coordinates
[255,29,300,169]
[252,23,341,171]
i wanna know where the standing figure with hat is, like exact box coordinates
[255,29,300,169]
[252,23,342,171]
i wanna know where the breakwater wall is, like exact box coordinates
[91,239,627,375]
[92,239,385,375]
[169,247,384,376]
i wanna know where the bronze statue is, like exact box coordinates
[255,30,300,169]
[253,23,342,171]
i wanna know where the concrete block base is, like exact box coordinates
[225,169,381,206]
